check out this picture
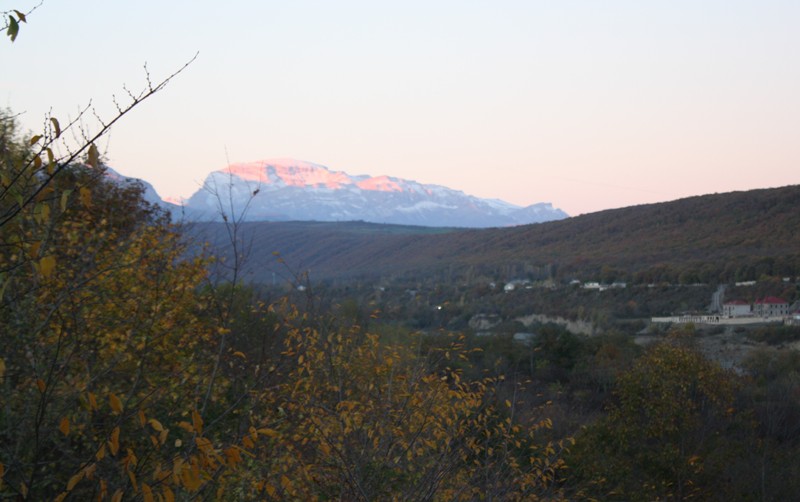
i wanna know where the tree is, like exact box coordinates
[242,306,570,500]
[567,339,742,501]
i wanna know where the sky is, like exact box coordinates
[2,1,799,216]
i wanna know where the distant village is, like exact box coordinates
[652,290,800,327]
[500,277,800,328]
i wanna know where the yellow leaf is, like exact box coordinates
[20,481,28,498]
[79,187,92,208]
[59,417,70,436]
[96,443,106,460]
[163,486,175,502]
[111,489,124,502]
[29,134,42,145]
[109,393,123,414]
[257,428,279,438]
[0,359,5,379]
[148,418,164,432]
[265,483,276,497]
[36,378,46,393]
[142,482,154,502]
[51,117,61,138]
[87,143,100,168]
[88,392,98,411]
[39,255,56,278]
[53,493,68,502]
[233,351,246,359]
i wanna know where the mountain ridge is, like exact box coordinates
[179,158,568,228]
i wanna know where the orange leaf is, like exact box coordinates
[66,471,83,491]
[59,417,70,436]
[177,421,194,433]
[108,427,120,456]
[191,410,203,435]
[109,393,123,414]
[148,418,164,432]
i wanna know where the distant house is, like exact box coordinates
[753,297,790,317]
[722,300,751,318]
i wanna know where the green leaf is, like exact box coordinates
[7,16,19,42]
[29,135,42,145]
[50,118,61,138]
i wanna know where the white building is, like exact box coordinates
[722,300,751,318]
[753,297,790,317]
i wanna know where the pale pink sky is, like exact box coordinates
[3,1,798,216]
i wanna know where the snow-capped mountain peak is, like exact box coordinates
[182,159,568,228]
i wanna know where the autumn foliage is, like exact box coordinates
[0,109,569,499]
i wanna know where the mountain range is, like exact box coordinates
[164,159,568,227]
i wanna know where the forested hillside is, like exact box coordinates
[193,184,800,285]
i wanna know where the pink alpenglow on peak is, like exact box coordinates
[162,195,186,206]
[222,159,405,192]
[356,175,404,193]
[222,162,271,183]
[184,158,569,227]
[223,159,347,189]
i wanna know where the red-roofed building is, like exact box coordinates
[753,297,789,317]
[723,300,751,318]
